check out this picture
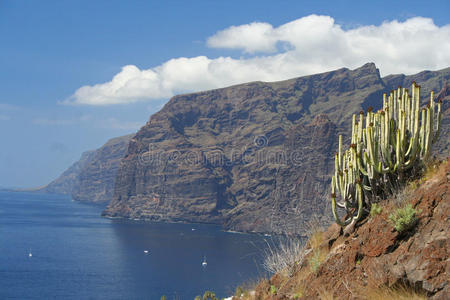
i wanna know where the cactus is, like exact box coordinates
[331,83,442,228]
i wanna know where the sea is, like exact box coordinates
[0,191,271,299]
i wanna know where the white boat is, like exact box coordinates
[28,249,32,257]
[144,250,149,254]
[202,256,207,266]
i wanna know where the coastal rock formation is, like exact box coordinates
[40,134,133,203]
[39,150,96,195]
[104,63,448,234]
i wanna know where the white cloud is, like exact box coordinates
[67,15,450,106]
[207,22,278,53]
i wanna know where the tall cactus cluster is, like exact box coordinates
[331,82,442,228]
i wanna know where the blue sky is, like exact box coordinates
[0,0,449,187]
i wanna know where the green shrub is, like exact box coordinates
[202,291,219,300]
[389,204,420,233]
[309,250,322,273]
[270,285,277,295]
[370,203,382,217]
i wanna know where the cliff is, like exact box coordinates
[251,159,449,299]
[103,63,449,234]
[39,134,133,203]
[38,150,96,195]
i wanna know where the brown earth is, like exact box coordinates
[252,159,449,299]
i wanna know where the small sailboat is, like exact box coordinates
[202,256,207,267]
[28,249,32,258]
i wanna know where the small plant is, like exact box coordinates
[408,181,418,191]
[234,286,244,297]
[263,236,307,276]
[309,250,322,273]
[270,285,277,295]
[202,291,219,300]
[293,291,303,299]
[389,204,420,233]
[370,203,382,217]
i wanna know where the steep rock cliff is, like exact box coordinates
[104,63,393,234]
[39,150,96,195]
[105,64,449,234]
[40,134,133,203]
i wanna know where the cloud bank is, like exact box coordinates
[67,15,450,106]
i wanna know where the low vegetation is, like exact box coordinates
[262,236,308,276]
[270,285,277,295]
[362,283,428,300]
[369,203,382,217]
[389,204,420,233]
[308,250,323,273]
[194,291,220,300]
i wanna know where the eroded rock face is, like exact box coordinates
[71,134,134,203]
[40,134,133,203]
[104,63,449,234]
[104,63,383,233]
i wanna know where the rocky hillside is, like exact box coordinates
[39,134,133,203]
[103,63,449,234]
[251,159,449,299]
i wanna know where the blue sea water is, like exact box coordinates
[0,191,270,299]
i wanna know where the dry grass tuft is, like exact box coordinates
[317,288,335,300]
[392,185,413,208]
[421,158,442,181]
[262,236,309,276]
[309,231,324,250]
[363,284,428,300]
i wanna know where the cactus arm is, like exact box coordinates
[432,100,442,143]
